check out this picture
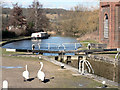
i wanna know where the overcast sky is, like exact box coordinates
[2,0,100,10]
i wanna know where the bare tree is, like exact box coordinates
[57,4,99,37]
[27,0,49,32]
[9,3,26,27]
[9,3,27,36]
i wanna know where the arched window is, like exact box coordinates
[104,14,109,38]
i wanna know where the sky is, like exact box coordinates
[1,0,100,10]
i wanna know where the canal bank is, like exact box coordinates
[2,49,118,88]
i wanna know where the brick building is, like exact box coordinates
[99,0,120,48]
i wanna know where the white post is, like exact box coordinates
[62,44,66,50]
[48,43,50,50]
[58,45,61,51]
[85,61,91,73]
[86,60,94,73]
[38,43,40,50]
[113,52,119,81]
[79,60,82,73]
[3,80,8,89]
[75,43,77,50]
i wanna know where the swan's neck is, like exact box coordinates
[26,65,28,71]
[40,63,43,71]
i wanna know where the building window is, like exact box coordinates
[104,14,109,38]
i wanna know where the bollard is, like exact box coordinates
[61,64,64,69]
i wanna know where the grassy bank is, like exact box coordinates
[2,48,26,55]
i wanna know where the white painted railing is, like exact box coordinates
[33,43,81,51]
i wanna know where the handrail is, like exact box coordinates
[32,43,81,51]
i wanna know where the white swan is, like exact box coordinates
[37,62,45,82]
[3,80,8,89]
[22,65,29,81]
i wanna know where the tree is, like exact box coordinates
[27,0,49,32]
[2,14,9,30]
[9,3,27,36]
[9,3,26,27]
[56,4,99,37]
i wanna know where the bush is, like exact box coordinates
[2,30,17,38]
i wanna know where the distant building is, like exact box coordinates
[99,0,120,48]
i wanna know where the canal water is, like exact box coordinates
[2,36,81,56]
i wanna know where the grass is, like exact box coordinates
[2,48,26,55]
[80,40,98,48]
[80,40,98,44]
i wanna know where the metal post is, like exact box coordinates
[113,52,119,81]
[75,43,77,50]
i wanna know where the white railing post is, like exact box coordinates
[48,43,50,50]
[38,43,40,50]
[62,44,66,50]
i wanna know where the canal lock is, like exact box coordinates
[55,54,119,82]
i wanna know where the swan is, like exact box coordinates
[37,62,45,82]
[3,80,8,89]
[22,65,29,81]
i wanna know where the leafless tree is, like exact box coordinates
[27,0,49,32]
[8,3,27,36]
[9,3,26,27]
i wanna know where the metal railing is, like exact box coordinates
[33,43,81,51]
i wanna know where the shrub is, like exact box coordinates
[2,30,17,38]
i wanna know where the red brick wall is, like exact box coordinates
[99,1,120,48]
